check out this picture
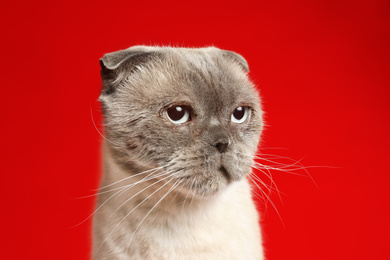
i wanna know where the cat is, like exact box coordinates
[93,45,265,259]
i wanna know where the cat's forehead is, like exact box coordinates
[125,48,259,109]
[100,46,260,114]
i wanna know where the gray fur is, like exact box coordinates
[93,46,264,259]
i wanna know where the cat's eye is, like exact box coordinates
[231,106,250,124]
[165,105,192,125]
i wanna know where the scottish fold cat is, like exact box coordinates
[93,46,264,259]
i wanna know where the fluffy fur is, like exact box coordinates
[93,46,264,259]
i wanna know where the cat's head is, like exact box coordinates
[99,46,263,196]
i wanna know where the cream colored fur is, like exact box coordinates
[93,142,263,259]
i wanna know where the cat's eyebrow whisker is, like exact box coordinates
[126,179,183,250]
[97,175,177,254]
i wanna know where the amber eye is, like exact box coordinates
[231,106,250,124]
[165,105,191,125]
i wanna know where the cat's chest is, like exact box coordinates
[96,179,263,260]
[125,182,260,259]
[128,211,262,260]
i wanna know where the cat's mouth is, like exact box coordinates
[219,166,231,182]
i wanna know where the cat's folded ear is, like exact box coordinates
[99,48,156,95]
[222,50,249,72]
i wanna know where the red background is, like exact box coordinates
[1,0,389,259]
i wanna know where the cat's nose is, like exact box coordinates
[214,139,229,153]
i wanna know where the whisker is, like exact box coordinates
[77,168,172,199]
[90,106,125,148]
[249,173,270,191]
[181,180,192,211]
[167,178,186,207]
[97,174,177,254]
[254,154,319,187]
[188,185,196,208]
[99,165,166,190]
[108,171,175,219]
[126,179,182,250]
[258,147,289,151]
[74,170,174,228]
[254,155,304,168]
[250,172,281,195]
[250,186,267,210]
[252,165,281,196]
[73,184,130,228]
[248,174,285,228]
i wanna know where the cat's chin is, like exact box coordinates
[177,167,244,198]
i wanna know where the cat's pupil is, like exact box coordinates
[167,106,185,121]
[233,107,245,120]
